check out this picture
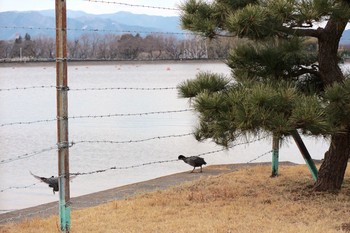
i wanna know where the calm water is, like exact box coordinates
[0,61,331,212]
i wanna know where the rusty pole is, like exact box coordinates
[55,0,71,232]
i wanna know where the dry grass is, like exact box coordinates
[1,164,350,233]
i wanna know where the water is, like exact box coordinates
[0,61,331,212]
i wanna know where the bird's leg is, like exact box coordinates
[200,166,203,173]
[191,167,195,173]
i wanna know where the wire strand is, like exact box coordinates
[246,150,272,163]
[70,86,177,91]
[0,109,194,127]
[0,149,273,193]
[73,133,194,145]
[0,133,194,165]
[0,25,196,36]
[0,183,39,192]
[70,159,179,176]
[69,136,270,177]
[0,85,178,92]
[83,0,178,11]
[0,85,56,91]
[0,146,59,164]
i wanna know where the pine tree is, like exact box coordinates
[178,0,350,191]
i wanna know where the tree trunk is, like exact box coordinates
[317,18,347,86]
[314,131,350,191]
[314,18,349,191]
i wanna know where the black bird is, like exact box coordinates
[30,172,76,194]
[178,155,207,173]
[30,172,58,194]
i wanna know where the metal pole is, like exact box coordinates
[55,0,70,232]
[271,134,279,177]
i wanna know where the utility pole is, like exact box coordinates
[55,0,71,232]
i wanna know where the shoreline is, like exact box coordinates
[0,162,297,225]
[0,59,226,68]
[1,59,348,68]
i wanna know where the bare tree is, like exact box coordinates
[67,39,80,59]
[163,36,184,60]
[183,35,208,59]
[0,40,12,59]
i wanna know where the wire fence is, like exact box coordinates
[0,148,272,222]
[0,135,270,193]
[0,0,274,224]
[0,74,273,221]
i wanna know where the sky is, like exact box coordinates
[0,0,348,29]
[0,0,182,16]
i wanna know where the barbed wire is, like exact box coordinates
[0,85,56,92]
[0,25,196,36]
[69,136,270,177]
[0,145,60,165]
[0,86,178,92]
[0,134,194,192]
[0,149,273,221]
[0,149,272,222]
[70,86,177,91]
[70,159,179,176]
[0,133,194,165]
[73,133,194,145]
[83,0,178,11]
[0,183,39,193]
[0,136,270,193]
[0,119,56,127]
[0,109,193,127]
[246,150,273,163]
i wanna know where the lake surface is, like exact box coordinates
[0,61,333,213]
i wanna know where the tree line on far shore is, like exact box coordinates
[0,32,244,61]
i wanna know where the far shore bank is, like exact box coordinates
[0,59,226,68]
[1,59,349,68]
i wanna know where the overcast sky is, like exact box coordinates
[0,0,182,16]
[0,1,348,29]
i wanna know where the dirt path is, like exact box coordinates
[0,162,295,225]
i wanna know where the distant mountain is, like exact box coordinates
[0,10,349,45]
[0,10,183,40]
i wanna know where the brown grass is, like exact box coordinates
[1,164,350,233]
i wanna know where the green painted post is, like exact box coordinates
[56,0,71,232]
[271,135,279,177]
[291,130,318,181]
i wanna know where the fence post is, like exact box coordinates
[55,0,71,232]
[271,134,279,177]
